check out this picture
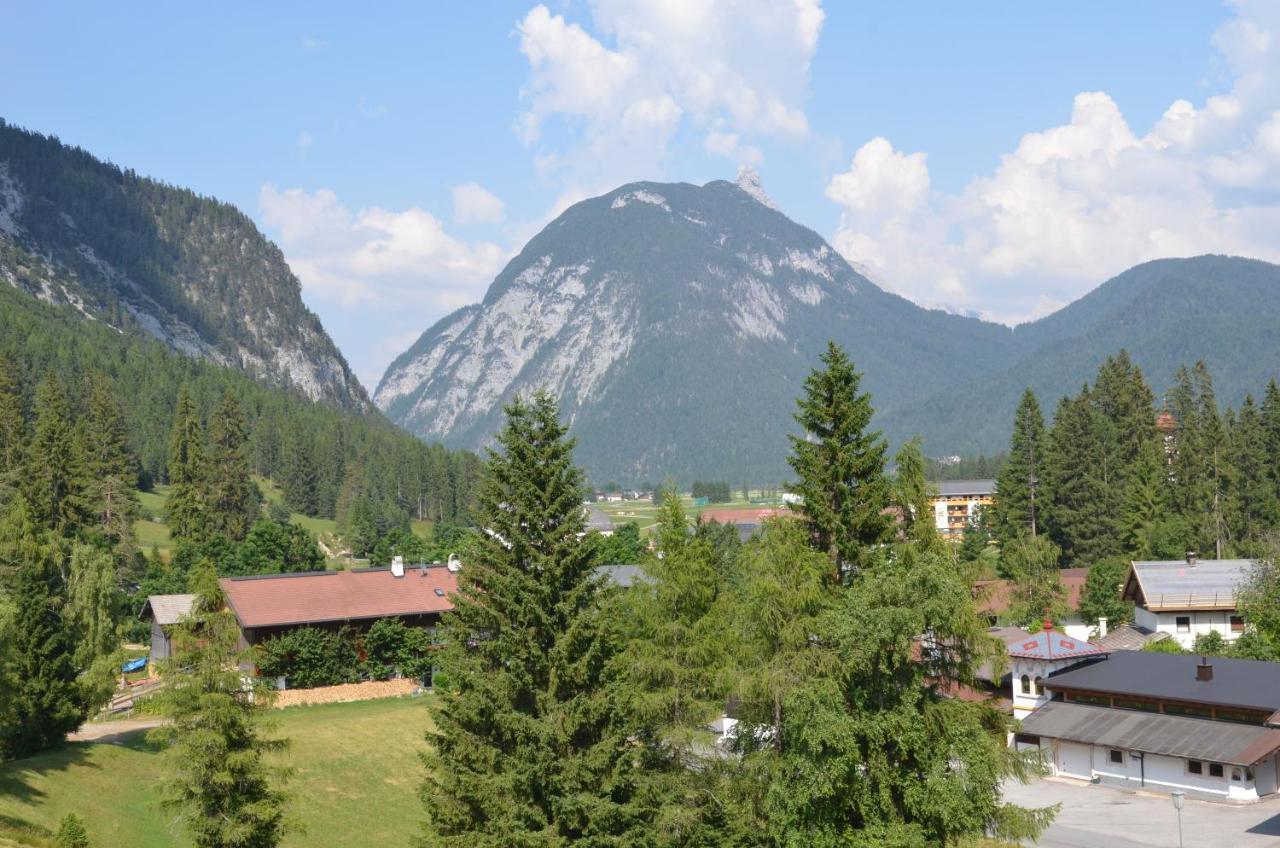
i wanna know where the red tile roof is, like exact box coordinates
[219,566,458,629]
[973,567,1089,614]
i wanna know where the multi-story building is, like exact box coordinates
[930,479,995,541]
[1122,555,1251,649]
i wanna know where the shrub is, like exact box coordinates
[256,626,359,688]
[364,618,434,682]
[55,813,90,848]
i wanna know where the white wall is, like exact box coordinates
[1048,740,1262,800]
[1135,607,1240,649]
[1010,656,1093,719]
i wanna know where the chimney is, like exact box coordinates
[1187,551,1198,567]
[1097,617,1108,638]
[1196,657,1213,682]
[391,555,405,578]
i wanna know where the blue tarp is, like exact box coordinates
[121,656,148,673]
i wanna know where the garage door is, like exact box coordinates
[1056,741,1092,779]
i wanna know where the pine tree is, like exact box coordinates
[892,435,938,545]
[1121,437,1177,558]
[0,356,24,502]
[82,375,140,551]
[787,341,891,578]
[0,498,86,759]
[166,388,207,544]
[992,389,1046,545]
[55,813,91,848]
[1168,363,1229,558]
[1043,390,1119,565]
[1226,396,1278,554]
[1262,380,1280,507]
[281,430,319,517]
[23,376,91,537]
[205,392,260,541]
[148,569,291,848]
[421,391,649,846]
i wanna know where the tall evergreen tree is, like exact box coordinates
[992,389,1046,545]
[421,392,649,846]
[1121,437,1181,559]
[23,376,91,537]
[1043,390,1119,564]
[1262,380,1280,507]
[148,569,291,848]
[787,341,891,578]
[82,375,140,550]
[166,388,207,544]
[205,392,260,542]
[0,356,23,503]
[0,498,86,759]
[1168,363,1229,558]
[891,435,936,545]
[281,430,319,517]
[1226,396,1278,554]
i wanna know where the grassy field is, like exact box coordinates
[595,490,787,534]
[0,697,432,848]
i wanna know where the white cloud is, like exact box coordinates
[826,1,1280,325]
[258,184,506,310]
[514,1,823,192]
[296,130,313,153]
[452,182,506,224]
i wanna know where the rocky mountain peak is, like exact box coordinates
[734,165,776,210]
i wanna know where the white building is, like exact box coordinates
[1020,651,1280,802]
[987,626,1107,720]
[1122,555,1251,649]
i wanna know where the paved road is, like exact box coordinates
[1004,777,1280,847]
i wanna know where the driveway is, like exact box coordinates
[1003,777,1280,847]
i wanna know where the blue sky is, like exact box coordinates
[6,2,1278,390]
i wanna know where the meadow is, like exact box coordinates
[0,697,431,848]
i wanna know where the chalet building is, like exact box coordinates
[974,568,1092,641]
[929,479,995,541]
[1122,555,1251,649]
[139,593,196,660]
[985,626,1108,719]
[584,506,615,536]
[217,560,458,649]
[1021,651,1280,801]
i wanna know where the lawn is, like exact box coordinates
[0,697,433,847]
[595,489,787,534]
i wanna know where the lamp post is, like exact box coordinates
[1170,790,1185,848]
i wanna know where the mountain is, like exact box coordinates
[375,169,1018,483]
[0,120,367,410]
[378,169,1280,484]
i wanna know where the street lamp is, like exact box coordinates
[1170,790,1185,848]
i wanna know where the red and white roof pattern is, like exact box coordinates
[1003,629,1107,661]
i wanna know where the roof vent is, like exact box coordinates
[1197,656,1213,682]
[434,588,446,597]
[1187,551,1198,567]
[391,556,405,578]
[447,554,461,573]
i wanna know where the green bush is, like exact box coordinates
[256,626,360,688]
[55,813,90,848]
[363,618,434,682]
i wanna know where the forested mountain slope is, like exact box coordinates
[0,120,367,410]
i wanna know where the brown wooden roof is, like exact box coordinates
[220,566,458,629]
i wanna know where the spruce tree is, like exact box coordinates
[1168,363,1229,558]
[1121,437,1178,558]
[205,392,260,541]
[282,430,319,517]
[787,341,891,578]
[0,356,23,502]
[23,376,91,537]
[1043,390,1119,565]
[892,435,937,545]
[421,391,649,846]
[149,569,290,848]
[1226,396,1278,554]
[992,389,1046,545]
[0,498,86,759]
[1262,380,1280,507]
[166,388,207,543]
[83,375,140,550]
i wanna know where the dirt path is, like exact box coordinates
[68,717,167,743]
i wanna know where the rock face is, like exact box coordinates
[0,122,367,410]
[375,175,1016,483]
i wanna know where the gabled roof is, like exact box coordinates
[973,567,1089,614]
[933,479,996,497]
[140,593,197,626]
[1044,650,1280,713]
[989,626,1107,661]
[595,564,647,588]
[1021,701,1280,767]
[1122,558,1252,611]
[219,566,458,629]
[584,506,614,532]
[1094,623,1170,652]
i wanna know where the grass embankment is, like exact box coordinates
[0,697,431,847]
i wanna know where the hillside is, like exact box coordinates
[376,170,1017,484]
[0,120,367,410]
[378,168,1280,483]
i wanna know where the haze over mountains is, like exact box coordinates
[1,120,1277,486]
[377,171,1280,484]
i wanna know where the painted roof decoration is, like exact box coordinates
[1000,628,1107,661]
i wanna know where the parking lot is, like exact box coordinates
[1003,777,1280,847]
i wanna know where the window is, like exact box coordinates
[1231,615,1245,633]
[1176,616,1191,633]
[1188,760,1203,775]
[1232,768,1243,782]
[1109,749,1125,765]
[1014,733,1041,747]
[1033,676,1043,696]
[1209,763,1224,778]
[1020,674,1031,695]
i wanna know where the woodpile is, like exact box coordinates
[272,678,421,708]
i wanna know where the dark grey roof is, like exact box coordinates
[1094,624,1169,652]
[141,593,196,625]
[1126,558,1252,610]
[595,564,647,588]
[1044,650,1280,713]
[584,506,615,532]
[933,479,996,497]
[1021,701,1280,766]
